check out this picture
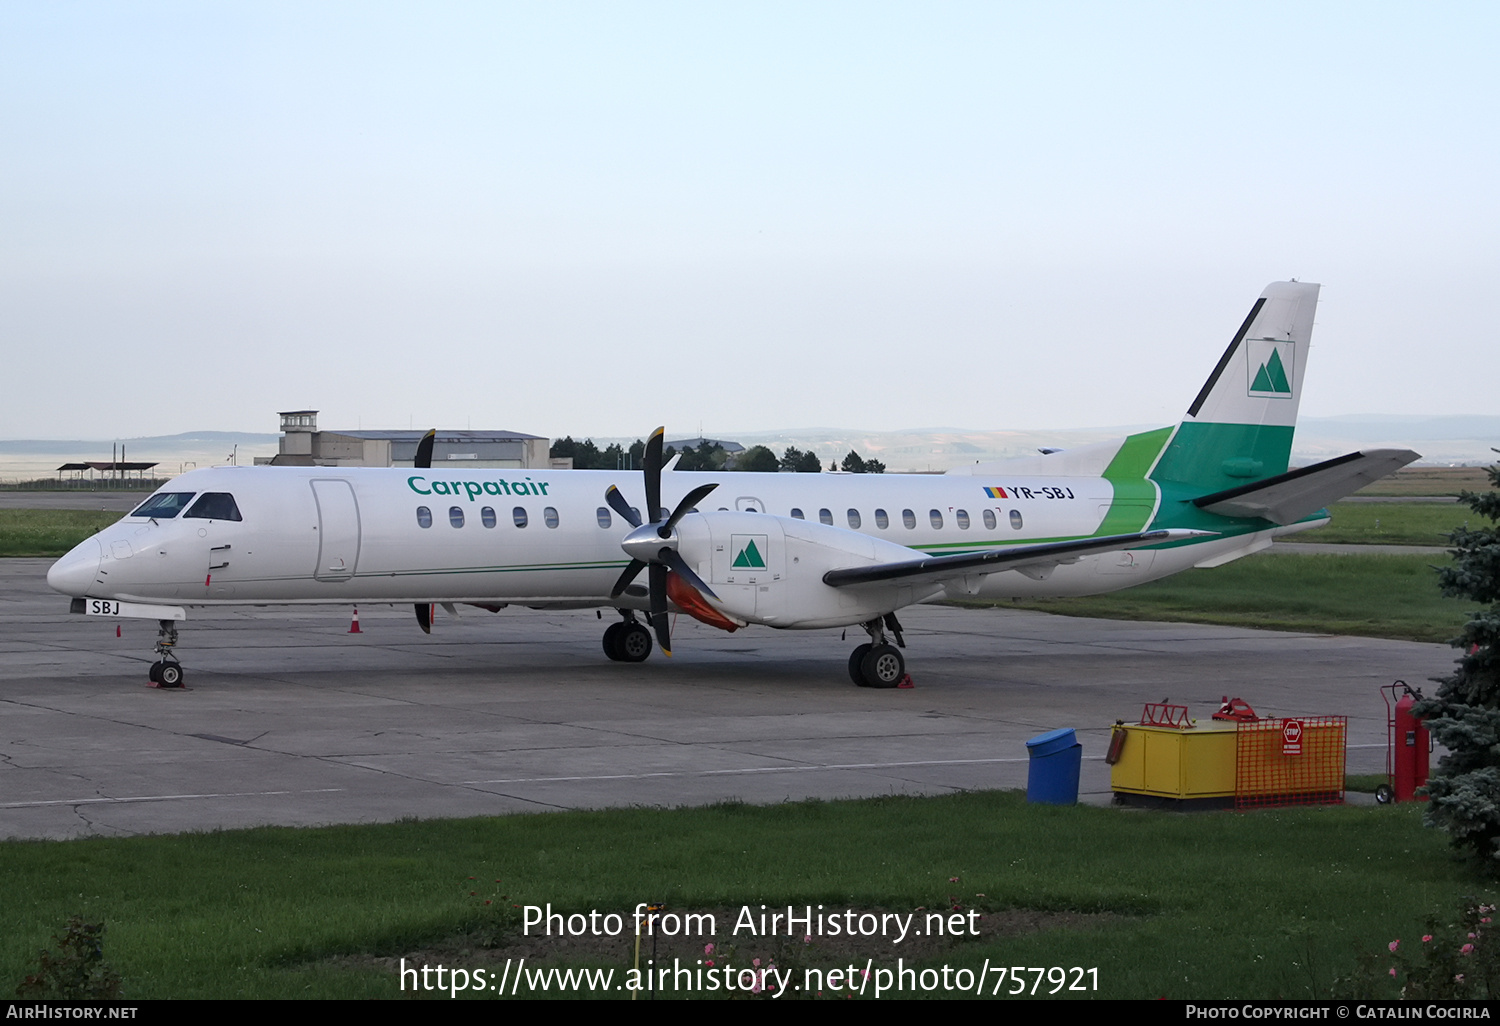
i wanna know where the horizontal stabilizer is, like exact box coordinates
[822,529,1214,589]
[1192,449,1421,525]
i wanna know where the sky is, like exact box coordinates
[2,2,1495,441]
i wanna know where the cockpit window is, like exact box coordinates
[183,492,243,521]
[131,492,196,519]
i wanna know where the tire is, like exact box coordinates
[1375,784,1394,805]
[148,661,162,683]
[848,644,873,686]
[602,623,625,661]
[158,662,184,688]
[618,624,653,663]
[860,644,905,689]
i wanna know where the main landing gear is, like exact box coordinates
[603,611,654,663]
[148,619,185,688]
[848,613,910,689]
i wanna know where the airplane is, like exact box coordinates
[47,281,1419,688]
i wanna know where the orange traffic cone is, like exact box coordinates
[349,607,363,634]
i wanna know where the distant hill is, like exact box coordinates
[2,416,1494,479]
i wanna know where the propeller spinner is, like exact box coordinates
[606,427,719,655]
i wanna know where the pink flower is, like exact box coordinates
[752,958,761,967]
[1461,944,1474,955]
[1423,935,1433,943]
[706,959,715,967]
[1389,940,1400,952]
[704,943,715,956]
[949,876,960,883]
[803,934,812,944]
[1389,968,1397,977]
[1455,974,1465,983]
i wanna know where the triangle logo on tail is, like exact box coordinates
[1246,340,1295,398]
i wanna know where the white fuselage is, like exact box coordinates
[48,464,1264,619]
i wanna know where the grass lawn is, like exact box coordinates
[993,552,1467,643]
[0,509,122,557]
[1,793,1489,1000]
[1285,501,1469,546]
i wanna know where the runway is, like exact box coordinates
[0,558,1454,840]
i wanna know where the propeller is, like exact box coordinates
[414,429,437,633]
[606,427,719,655]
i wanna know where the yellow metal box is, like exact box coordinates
[1109,723,1238,799]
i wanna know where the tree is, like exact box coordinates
[550,436,602,469]
[1413,458,1500,869]
[780,447,822,473]
[736,445,780,472]
[838,450,885,474]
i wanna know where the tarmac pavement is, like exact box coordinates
[0,558,1454,840]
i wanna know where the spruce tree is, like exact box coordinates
[1414,458,1500,869]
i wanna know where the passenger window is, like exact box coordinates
[183,492,243,522]
[1010,509,1024,530]
[819,508,833,526]
[902,509,916,529]
[847,509,861,529]
[131,492,195,519]
[481,506,497,528]
[875,509,888,529]
[597,507,612,528]
[983,509,997,530]
[449,506,464,528]
[416,506,432,528]
[513,507,528,528]
[956,509,970,530]
[929,509,944,529]
[790,508,805,520]
[544,507,560,528]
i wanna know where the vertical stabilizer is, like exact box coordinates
[1152,281,1320,493]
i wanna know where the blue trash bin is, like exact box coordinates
[1026,727,1082,804]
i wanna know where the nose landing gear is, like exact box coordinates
[147,619,185,688]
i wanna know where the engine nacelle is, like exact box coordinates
[672,511,942,629]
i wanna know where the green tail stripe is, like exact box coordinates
[1095,427,1171,536]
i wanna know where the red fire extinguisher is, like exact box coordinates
[1378,681,1430,804]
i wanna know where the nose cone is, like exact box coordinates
[47,538,102,597]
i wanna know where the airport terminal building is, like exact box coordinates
[260,411,550,470]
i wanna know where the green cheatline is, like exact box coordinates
[732,539,766,569]
[1251,349,1291,394]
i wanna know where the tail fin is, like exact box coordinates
[1150,281,1321,493]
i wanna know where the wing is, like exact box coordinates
[821,529,1213,589]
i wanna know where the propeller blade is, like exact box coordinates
[610,559,648,598]
[415,603,432,634]
[604,485,642,528]
[661,548,718,601]
[660,482,718,538]
[414,429,436,469]
[649,563,671,654]
[643,427,664,526]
